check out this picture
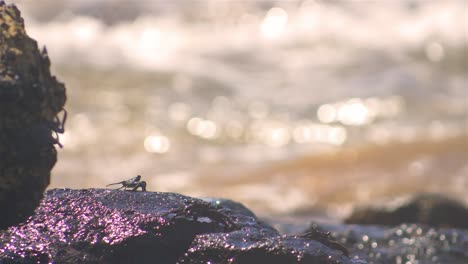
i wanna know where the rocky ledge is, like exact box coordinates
[0,189,358,264]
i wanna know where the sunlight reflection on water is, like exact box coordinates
[8,0,467,217]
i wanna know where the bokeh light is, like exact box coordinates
[317,104,337,124]
[425,42,445,62]
[144,134,171,154]
[187,117,220,140]
[12,0,466,221]
[337,98,373,126]
[260,7,288,39]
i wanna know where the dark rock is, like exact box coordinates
[180,221,353,264]
[344,193,468,228]
[299,224,349,257]
[0,2,66,229]
[179,232,351,264]
[202,197,257,218]
[0,189,358,264]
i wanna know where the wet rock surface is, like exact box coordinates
[289,193,468,264]
[345,193,468,228]
[315,223,468,264]
[0,2,66,229]
[0,189,357,264]
[179,232,351,264]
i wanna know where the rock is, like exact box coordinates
[180,224,351,264]
[344,193,468,228]
[0,2,66,229]
[317,223,468,264]
[179,232,350,264]
[0,189,358,264]
[202,198,257,218]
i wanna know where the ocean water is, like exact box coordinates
[10,0,467,220]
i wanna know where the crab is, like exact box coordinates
[106,175,147,191]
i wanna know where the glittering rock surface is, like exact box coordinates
[0,189,357,264]
[0,1,66,229]
[179,231,351,264]
[317,223,468,264]
[345,193,468,228]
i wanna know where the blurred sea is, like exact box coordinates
[10,0,467,220]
